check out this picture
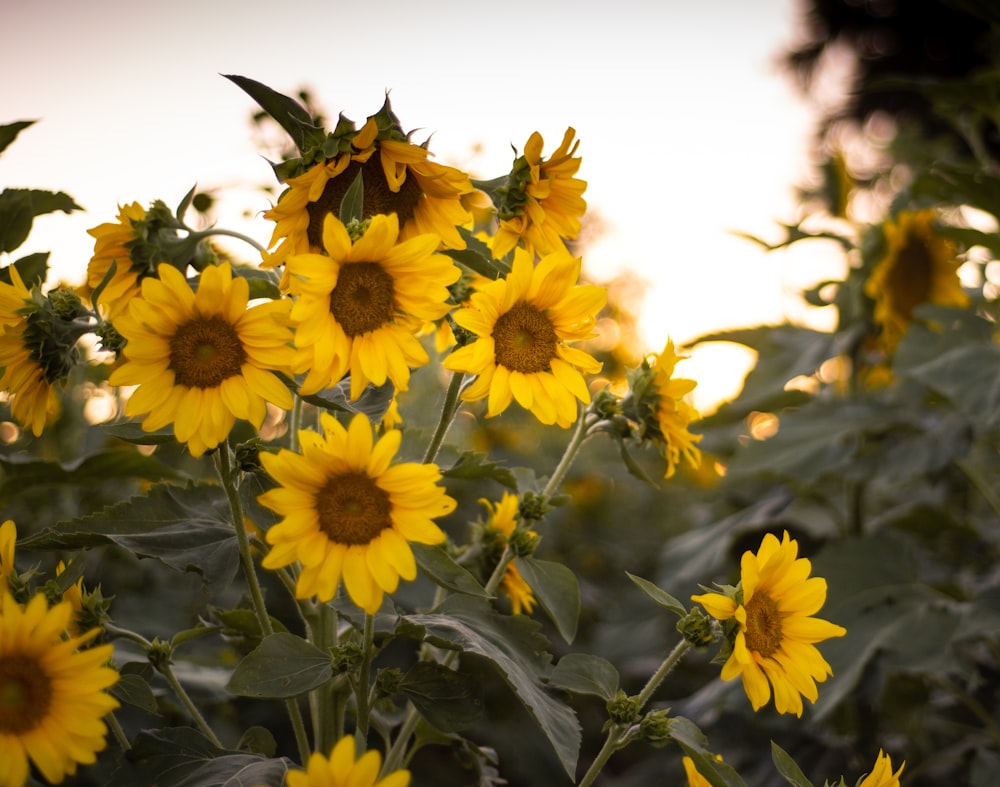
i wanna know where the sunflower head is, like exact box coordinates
[278,735,411,787]
[858,749,905,787]
[690,531,846,717]
[478,493,537,615]
[864,208,969,353]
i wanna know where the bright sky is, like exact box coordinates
[1,0,841,412]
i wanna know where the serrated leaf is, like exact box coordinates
[411,542,490,598]
[226,632,332,698]
[668,717,747,787]
[339,169,364,223]
[771,741,816,787]
[17,482,239,588]
[109,672,159,714]
[403,595,581,778]
[0,120,35,156]
[514,556,580,644]
[106,727,293,787]
[0,188,81,254]
[443,452,518,490]
[547,653,619,700]
[397,661,485,732]
[626,573,688,618]
[0,450,181,497]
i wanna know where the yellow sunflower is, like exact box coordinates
[108,262,295,457]
[0,520,15,599]
[85,201,148,319]
[858,750,905,787]
[285,213,460,400]
[276,736,410,787]
[690,531,846,717]
[864,208,968,352]
[443,247,606,428]
[492,128,587,260]
[0,267,64,437]
[480,493,536,615]
[264,116,474,271]
[258,412,456,614]
[0,592,119,787]
[648,340,703,478]
[681,755,723,787]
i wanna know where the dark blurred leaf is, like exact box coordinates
[404,595,581,778]
[101,422,178,445]
[412,542,491,598]
[107,727,293,786]
[547,653,619,700]
[0,450,181,497]
[668,717,747,787]
[771,741,815,787]
[515,556,580,643]
[443,452,518,490]
[109,673,159,714]
[224,74,323,158]
[232,264,281,301]
[731,223,853,253]
[7,251,49,288]
[237,726,277,758]
[0,188,81,253]
[0,120,35,156]
[226,632,332,699]
[277,372,394,423]
[18,482,239,588]
[398,661,485,732]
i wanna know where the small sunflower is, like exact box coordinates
[691,531,846,717]
[492,128,587,260]
[85,201,149,318]
[108,262,295,457]
[481,493,536,615]
[643,340,703,478]
[443,248,606,428]
[0,267,73,437]
[864,209,968,352]
[0,520,15,599]
[0,592,119,787]
[858,750,905,787]
[276,736,410,787]
[285,213,460,400]
[258,412,456,614]
[264,115,474,270]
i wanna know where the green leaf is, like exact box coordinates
[224,74,323,159]
[443,452,518,490]
[668,717,747,787]
[771,742,815,787]
[7,251,49,288]
[403,595,581,778]
[626,573,688,618]
[339,169,364,224]
[514,556,580,644]
[411,542,491,598]
[106,727,293,787]
[547,653,619,700]
[17,482,239,588]
[109,672,159,714]
[0,450,181,498]
[0,120,35,157]
[238,726,277,757]
[0,188,81,254]
[100,422,177,445]
[397,661,485,732]
[275,372,395,422]
[232,264,281,301]
[226,632,332,699]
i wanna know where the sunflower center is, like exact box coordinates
[330,262,396,337]
[169,316,247,389]
[315,471,393,545]
[307,156,422,248]
[0,654,52,735]
[886,234,934,318]
[492,301,558,374]
[743,591,783,658]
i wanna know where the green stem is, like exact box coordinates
[159,660,225,747]
[577,638,694,787]
[107,711,130,752]
[355,613,376,739]
[194,227,267,253]
[542,406,593,500]
[314,602,341,754]
[423,372,465,465]
[289,394,303,453]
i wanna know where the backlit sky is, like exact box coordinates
[1,0,842,411]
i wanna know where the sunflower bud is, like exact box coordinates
[375,667,404,699]
[678,607,719,648]
[331,641,364,674]
[605,690,640,726]
[638,709,673,747]
[507,527,539,558]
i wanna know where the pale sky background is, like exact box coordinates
[0,0,843,412]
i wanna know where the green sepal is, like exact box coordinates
[339,169,364,224]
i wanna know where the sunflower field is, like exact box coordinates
[3,3,1000,785]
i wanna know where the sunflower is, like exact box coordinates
[108,262,295,457]
[443,247,606,428]
[264,116,474,271]
[492,128,587,260]
[276,736,410,787]
[285,213,460,400]
[258,412,456,614]
[681,755,722,787]
[858,750,905,787]
[480,493,536,615]
[85,201,149,318]
[0,592,119,787]
[647,340,703,478]
[864,208,968,352]
[0,520,14,599]
[690,531,846,717]
[0,267,68,437]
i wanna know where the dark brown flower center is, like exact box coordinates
[886,232,934,319]
[0,654,52,735]
[306,156,422,249]
[492,301,558,374]
[169,316,247,389]
[330,262,396,337]
[743,591,782,658]
[314,471,393,545]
